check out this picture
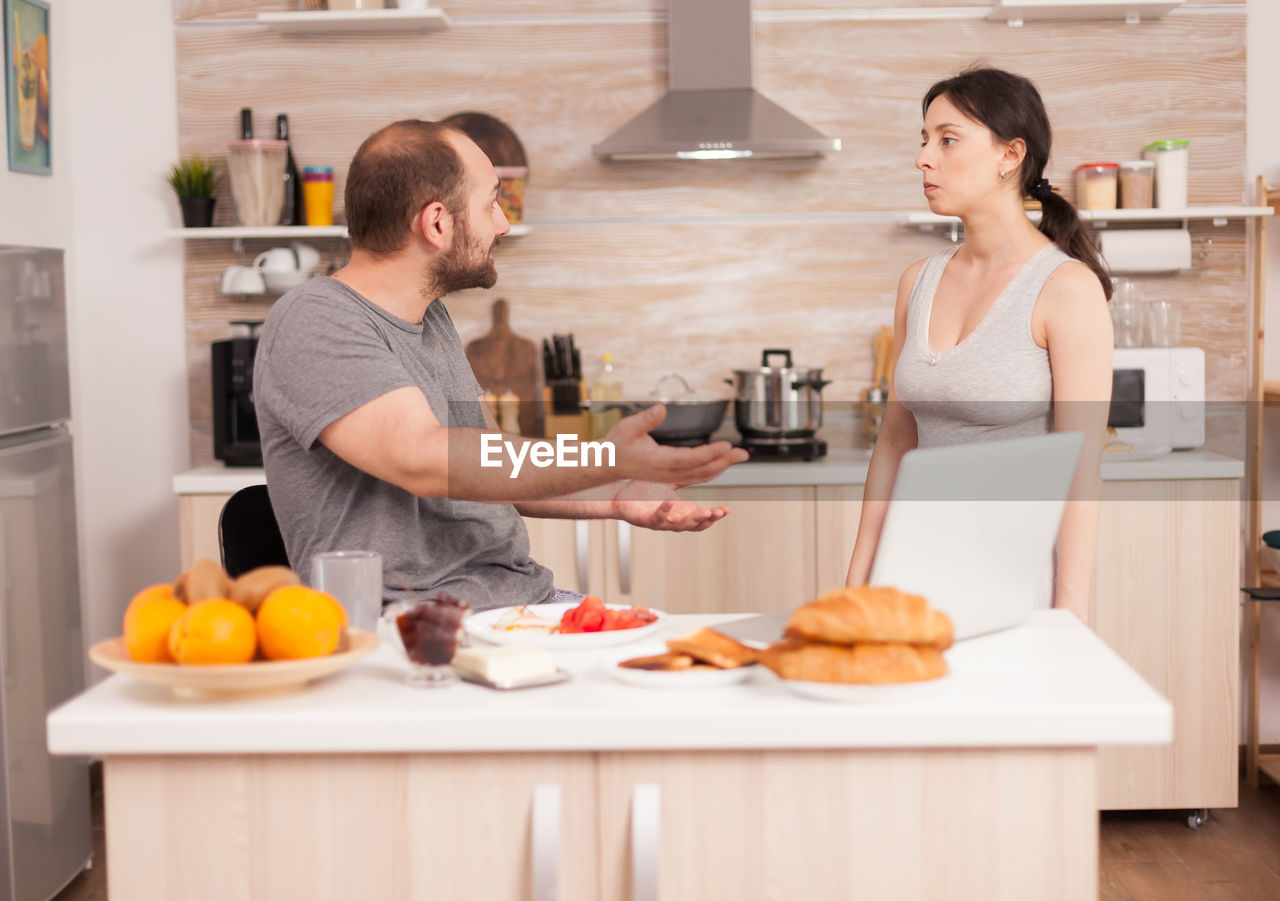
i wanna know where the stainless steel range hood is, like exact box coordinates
[592,0,840,161]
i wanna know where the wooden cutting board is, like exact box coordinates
[465,298,539,435]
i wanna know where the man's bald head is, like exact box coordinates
[345,120,472,256]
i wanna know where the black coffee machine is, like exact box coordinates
[212,321,264,467]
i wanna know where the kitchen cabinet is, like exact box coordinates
[525,487,823,614]
[1090,478,1240,811]
[101,752,600,901]
[178,493,231,569]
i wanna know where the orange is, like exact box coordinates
[256,586,347,661]
[168,599,257,665]
[123,585,187,663]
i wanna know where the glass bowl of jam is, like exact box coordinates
[381,594,471,688]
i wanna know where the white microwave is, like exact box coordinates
[1109,347,1205,449]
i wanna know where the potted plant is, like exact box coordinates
[167,156,219,228]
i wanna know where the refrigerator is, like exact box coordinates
[0,246,91,900]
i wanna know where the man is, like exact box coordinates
[254,120,746,610]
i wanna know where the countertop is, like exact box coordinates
[48,611,1170,756]
[173,447,1245,494]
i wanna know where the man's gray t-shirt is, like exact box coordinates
[254,276,555,611]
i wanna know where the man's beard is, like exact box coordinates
[429,216,497,297]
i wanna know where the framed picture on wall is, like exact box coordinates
[4,0,50,175]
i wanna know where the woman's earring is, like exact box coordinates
[999,170,1007,180]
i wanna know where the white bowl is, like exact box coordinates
[263,269,311,293]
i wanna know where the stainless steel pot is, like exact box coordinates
[726,349,832,441]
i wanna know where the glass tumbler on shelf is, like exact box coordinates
[382,595,471,688]
[1110,279,1145,348]
[1144,298,1181,347]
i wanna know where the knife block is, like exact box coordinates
[542,383,589,439]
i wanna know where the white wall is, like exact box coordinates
[1246,0,1280,740]
[61,0,186,668]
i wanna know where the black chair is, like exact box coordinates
[219,484,289,578]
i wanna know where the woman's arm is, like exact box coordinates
[1039,262,1114,620]
[846,262,923,586]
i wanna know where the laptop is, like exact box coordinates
[716,432,1084,645]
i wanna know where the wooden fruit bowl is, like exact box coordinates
[89,629,377,698]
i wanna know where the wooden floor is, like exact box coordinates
[52,767,1280,901]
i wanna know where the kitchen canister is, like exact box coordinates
[1143,140,1189,209]
[1074,162,1118,211]
[1118,160,1155,209]
[302,166,335,226]
[227,139,288,227]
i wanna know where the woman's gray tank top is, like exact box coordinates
[895,242,1073,449]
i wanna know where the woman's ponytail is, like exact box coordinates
[1034,184,1112,301]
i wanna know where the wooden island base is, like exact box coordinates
[105,747,1097,901]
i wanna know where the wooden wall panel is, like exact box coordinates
[174,1,1242,22]
[175,2,1251,464]
[176,14,1246,221]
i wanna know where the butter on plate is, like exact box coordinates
[452,645,561,689]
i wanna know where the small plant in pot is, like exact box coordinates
[167,156,219,228]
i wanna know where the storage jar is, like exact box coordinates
[1118,160,1155,209]
[227,139,287,227]
[302,166,335,227]
[1074,162,1118,211]
[1142,140,1189,209]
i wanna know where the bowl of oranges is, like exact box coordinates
[89,558,378,698]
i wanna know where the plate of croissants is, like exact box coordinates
[757,586,954,703]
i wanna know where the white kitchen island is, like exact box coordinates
[51,611,1169,901]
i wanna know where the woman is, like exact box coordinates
[845,67,1114,620]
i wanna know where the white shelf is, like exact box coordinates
[255,9,450,35]
[171,224,531,240]
[171,225,347,240]
[1081,206,1274,224]
[902,205,1273,230]
[989,0,1183,24]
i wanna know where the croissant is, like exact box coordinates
[784,586,953,650]
[759,639,948,684]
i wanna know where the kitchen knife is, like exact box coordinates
[567,334,580,378]
[542,338,557,379]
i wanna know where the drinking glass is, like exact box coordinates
[311,551,383,633]
[382,597,471,688]
[1144,299,1181,347]
[1111,280,1144,348]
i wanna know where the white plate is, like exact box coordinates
[465,602,667,650]
[1102,442,1172,463]
[605,648,758,690]
[777,673,951,704]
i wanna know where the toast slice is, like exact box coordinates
[665,628,758,669]
[618,651,695,671]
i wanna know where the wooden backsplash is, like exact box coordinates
[176,2,1251,465]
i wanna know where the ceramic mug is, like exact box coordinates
[253,247,300,273]
[290,241,321,275]
[220,265,266,295]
